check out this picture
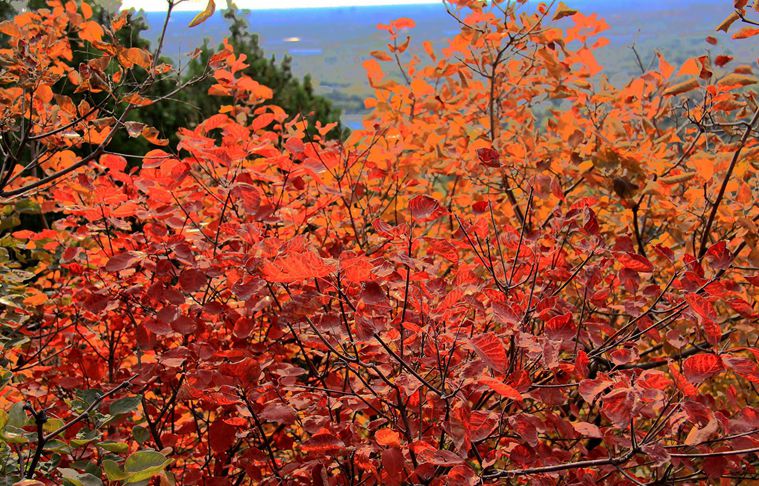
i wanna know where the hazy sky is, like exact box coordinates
[120,0,441,11]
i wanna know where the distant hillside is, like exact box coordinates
[136,1,755,127]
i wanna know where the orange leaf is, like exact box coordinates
[733,27,759,39]
[363,59,384,85]
[392,18,415,30]
[0,20,22,38]
[684,418,719,446]
[119,47,152,69]
[79,20,104,44]
[261,251,335,283]
[23,290,48,306]
[81,1,93,19]
[123,93,153,106]
[479,378,523,402]
[370,50,393,62]
[656,52,674,79]
[677,58,702,77]
[141,126,168,146]
[376,429,401,447]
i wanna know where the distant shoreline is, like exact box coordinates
[121,0,441,13]
[123,0,715,14]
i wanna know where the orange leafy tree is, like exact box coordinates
[1,0,758,484]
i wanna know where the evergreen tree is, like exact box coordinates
[176,5,345,140]
[1,1,345,153]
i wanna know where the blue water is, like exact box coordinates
[141,1,738,67]
[135,1,752,124]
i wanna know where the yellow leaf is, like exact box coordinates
[659,172,696,185]
[715,11,739,32]
[189,0,215,28]
[718,73,759,87]
[684,419,718,446]
[553,2,577,20]
[578,160,594,173]
[662,78,699,96]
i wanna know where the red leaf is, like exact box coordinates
[259,403,297,425]
[142,149,173,168]
[685,293,716,320]
[575,350,590,378]
[617,252,653,272]
[232,317,255,339]
[714,55,733,67]
[470,333,508,372]
[702,319,722,346]
[179,268,207,292]
[472,200,489,213]
[728,298,757,318]
[209,420,236,454]
[409,194,443,221]
[669,362,698,397]
[723,355,759,383]
[601,388,634,428]
[172,315,198,335]
[572,421,603,438]
[705,241,731,269]
[683,353,723,384]
[476,147,501,167]
[469,411,498,441]
[105,251,144,272]
[382,447,405,483]
[637,370,672,390]
[301,430,345,454]
[339,255,374,283]
[419,449,464,466]
[544,312,575,340]
[579,376,613,403]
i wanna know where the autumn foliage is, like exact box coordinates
[1,0,759,484]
